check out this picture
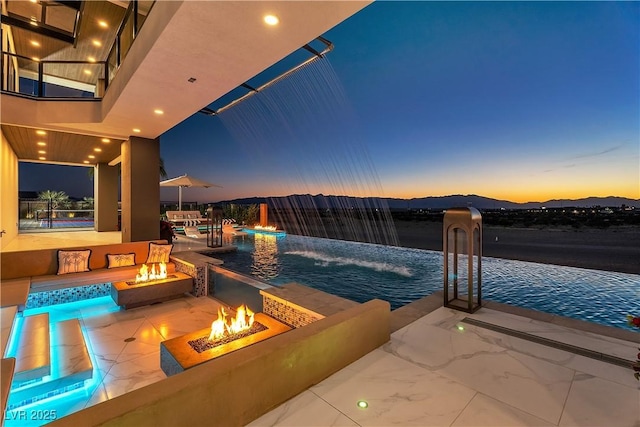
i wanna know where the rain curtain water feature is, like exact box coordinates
[214,58,399,247]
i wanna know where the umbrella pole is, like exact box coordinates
[179,186,182,211]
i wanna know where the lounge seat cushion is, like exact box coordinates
[31,262,177,292]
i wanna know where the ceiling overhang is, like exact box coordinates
[1,1,372,166]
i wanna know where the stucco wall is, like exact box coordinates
[0,129,19,250]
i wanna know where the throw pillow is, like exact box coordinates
[146,242,173,263]
[107,253,136,269]
[57,249,92,275]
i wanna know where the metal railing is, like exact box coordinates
[1,52,107,98]
[1,0,155,99]
[19,199,95,230]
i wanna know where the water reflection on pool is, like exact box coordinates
[212,233,640,331]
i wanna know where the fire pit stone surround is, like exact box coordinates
[260,283,359,328]
[171,251,226,297]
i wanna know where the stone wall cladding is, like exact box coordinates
[174,260,207,297]
[26,283,111,309]
[263,296,322,328]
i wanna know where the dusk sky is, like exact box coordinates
[20,1,640,204]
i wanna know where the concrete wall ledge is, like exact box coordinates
[49,299,391,427]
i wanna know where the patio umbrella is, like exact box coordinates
[160,174,222,211]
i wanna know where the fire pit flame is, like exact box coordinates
[208,304,255,341]
[135,262,167,283]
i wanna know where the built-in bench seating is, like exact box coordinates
[165,211,204,227]
[0,240,185,304]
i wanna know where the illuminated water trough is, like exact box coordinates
[160,306,291,376]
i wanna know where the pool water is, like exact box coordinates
[214,233,640,331]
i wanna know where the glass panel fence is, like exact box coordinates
[19,199,95,231]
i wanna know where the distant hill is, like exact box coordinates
[215,194,640,210]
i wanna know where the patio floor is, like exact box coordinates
[3,231,639,426]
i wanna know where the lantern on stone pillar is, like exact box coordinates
[443,207,482,313]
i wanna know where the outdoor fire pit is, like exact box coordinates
[111,263,193,309]
[160,304,291,376]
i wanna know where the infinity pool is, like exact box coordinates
[214,233,640,331]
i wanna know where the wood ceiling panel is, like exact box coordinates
[1,124,123,166]
[7,1,126,86]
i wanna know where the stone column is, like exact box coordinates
[121,136,160,242]
[94,163,119,231]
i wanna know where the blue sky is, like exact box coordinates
[21,1,640,203]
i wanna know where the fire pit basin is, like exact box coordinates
[160,313,291,376]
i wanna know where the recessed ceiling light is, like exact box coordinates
[30,0,37,3]
[154,109,164,115]
[264,14,279,26]
[37,150,46,154]
[37,141,46,146]
[87,56,96,63]
[98,20,108,28]
[29,19,38,27]
[92,39,102,47]
[38,156,46,160]
[31,57,40,62]
[83,160,90,164]
[133,128,141,133]
[30,40,40,47]
[84,69,92,75]
[88,155,96,159]
[36,130,47,135]
[101,138,111,143]
[94,147,102,152]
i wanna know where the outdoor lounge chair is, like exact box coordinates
[183,226,206,239]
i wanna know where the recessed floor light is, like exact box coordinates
[264,14,279,26]
[133,128,141,133]
[36,130,47,135]
[101,138,111,143]
[154,109,164,115]
[94,147,102,152]
[357,400,368,409]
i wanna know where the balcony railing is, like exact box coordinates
[1,51,107,98]
[1,0,155,99]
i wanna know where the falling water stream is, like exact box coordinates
[218,58,400,247]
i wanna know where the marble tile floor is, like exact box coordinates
[250,307,639,427]
[5,295,639,426]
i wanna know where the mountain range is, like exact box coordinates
[217,194,640,210]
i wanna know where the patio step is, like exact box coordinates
[8,319,93,410]
[0,278,30,312]
[13,313,50,384]
[1,358,15,427]
[1,306,18,358]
